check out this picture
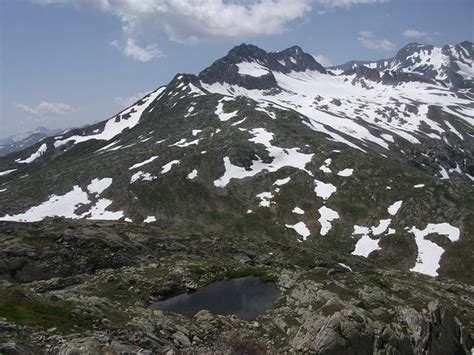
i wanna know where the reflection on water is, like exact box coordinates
[150,276,280,321]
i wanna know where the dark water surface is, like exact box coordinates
[150,276,281,321]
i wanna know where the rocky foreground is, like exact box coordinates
[0,219,472,354]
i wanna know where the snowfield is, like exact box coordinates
[202,69,474,157]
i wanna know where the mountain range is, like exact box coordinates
[0,41,473,354]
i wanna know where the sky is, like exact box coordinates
[1,0,473,138]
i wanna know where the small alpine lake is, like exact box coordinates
[150,276,281,321]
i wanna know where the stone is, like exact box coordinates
[172,331,191,347]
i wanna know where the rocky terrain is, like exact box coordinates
[0,42,473,354]
[0,219,473,354]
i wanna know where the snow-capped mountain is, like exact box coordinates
[331,41,474,89]
[0,42,473,284]
[1,41,474,354]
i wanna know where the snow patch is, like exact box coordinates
[274,177,291,186]
[236,61,270,77]
[314,180,337,201]
[0,186,90,222]
[85,199,124,221]
[215,100,238,122]
[318,206,340,236]
[371,219,392,235]
[408,223,460,277]
[319,158,332,173]
[338,263,352,272]
[187,169,198,180]
[337,168,353,177]
[352,235,381,258]
[87,178,113,195]
[387,200,403,216]
[131,171,156,183]
[285,222,310,240]
[257,192,273,207]
[161,160,180,174]
[143,216,157,223]
[292,207,304,215]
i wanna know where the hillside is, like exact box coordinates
[0,42,473,354]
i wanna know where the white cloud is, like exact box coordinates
[402,29,428,38]
[114,91,149,108]
[402,29,432,42]
[111,39,163,62]
[33,0,390,60]
[15,101,75,116]
[114,0,312,44]
[357,31,395,51]
[312,54,332,67]
[34,0,311,45]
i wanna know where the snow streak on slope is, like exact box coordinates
[15,143,47,164]
[129,156,159,170]
[54,87,166,147]
[0,169,17,176]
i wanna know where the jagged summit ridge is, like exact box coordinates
[198,43,326,89]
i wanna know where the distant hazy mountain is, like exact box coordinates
[0,126,61,157]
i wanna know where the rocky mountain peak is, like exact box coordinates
[198,44,325,90]
[272,45,326,74]
[332,40,473,89]
[226,43,268,62]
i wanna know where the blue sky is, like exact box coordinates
[1,0,473,138]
